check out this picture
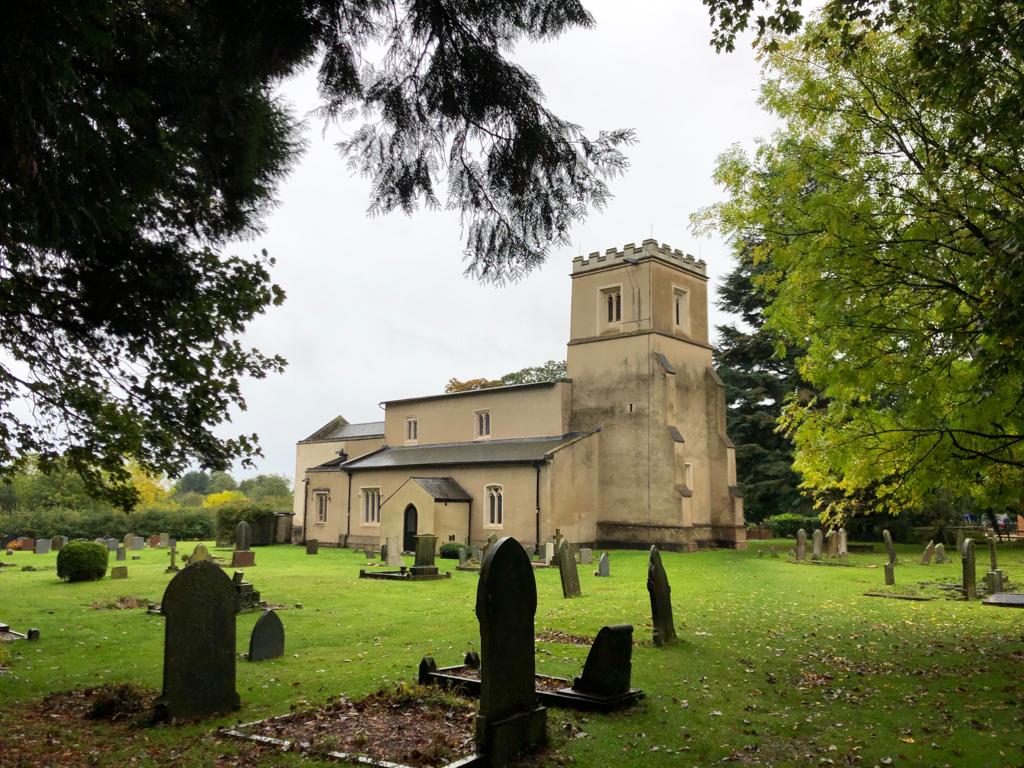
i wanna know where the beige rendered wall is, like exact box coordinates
[302,469,349,546]
[543,431,600,545]
[382,383,571,446]
[293,436,384,518]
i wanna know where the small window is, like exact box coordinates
[684,462,693,490]
[405,417,418,442]
[485,485,503,526]
[314,492,329,524]
[362,487,381,524]
[602,287,622,325]
[673,286,690,334]
[475,410,491,439]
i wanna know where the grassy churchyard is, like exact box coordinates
[1,539,1023,767]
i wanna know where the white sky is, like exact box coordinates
[225,0,777,484]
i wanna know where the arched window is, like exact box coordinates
[601,286,623,326]
[485,485,503,526]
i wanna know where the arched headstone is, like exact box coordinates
[811,529,823,560]
[572,624,633,696]
[595,552,610,577]
[921,541,935,565]
[189,543,212,563]
[234,521,250,552]
[248,609,285,661]
[647,546,677,647]
[795,529,807,561]
[156,561,239,719]
[557,540,581,598]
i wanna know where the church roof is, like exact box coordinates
[411,477,473,502]
[341,433,583,471]
[299,417,385,443]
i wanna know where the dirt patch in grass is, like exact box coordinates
[536,629,593,645]
[89,596,151,611]
[37,684,158,726]
[231,684,475,767]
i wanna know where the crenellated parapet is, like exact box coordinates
[571,238,706,276]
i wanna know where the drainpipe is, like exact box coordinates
[467,499,473,547]
[534,462,542,555]
[301,478,309,544]
[345,470,353,548]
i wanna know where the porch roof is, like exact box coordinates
[411,477,473,502]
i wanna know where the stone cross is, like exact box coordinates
[571,624,633,696]
[934,543,947,563]
[962,538,977,600]
[647,546,677,647]
[811,529,823,561]
[248,609,285,662]
[884,562,895,586]
[556,540,582,598]
[921,541,935,565]
[795,529,807,561]
[234,521,251,552]
[156,561,240,720]
[882,529,896,565]
[838,528,848,557]
[475,537,546,765]
[166,546,179,573]
[595,552,610,577]
[386,535,404,567]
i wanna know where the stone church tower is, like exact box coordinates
[566,239,746,550]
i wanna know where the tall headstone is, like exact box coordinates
[475,537,546,766]
[556,540,582,598]
[156,561,240,720]
[52,535,66,550]
[123,533,134,549]
[34,539,51,555]
[921,541,935,565]
[884,562,895,586]
[412,534,439,576]
[811,529,823,561]
[248,609,285,662]
[543,542,555,564]
[985,538,1004,593]
[934,543,947,564]
[962,538,977,600]
[571,624,633,696]
[305,539,319,555]
[386,535,404,567]
[647,546,677,647]
[234,521,251,552]
[827,529,838,557]
[116,546,126,562]
[189,543,212,563]
[159,532,170,548]
[838,528,848,557]
[882,529,897,564]
[595,552,610,577]
[795,529,807,561]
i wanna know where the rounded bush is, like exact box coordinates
[439,542,465,560]
[762,512,821,539]
[57,541,109,582]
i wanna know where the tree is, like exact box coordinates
[238,474,291,501]
[174,472,212,497]
[445,360,567,393]
[2,2,631,508]
[699,13,1024,520]
[712,247,811,522]
[202,490,247,509]
[207,472,239,495]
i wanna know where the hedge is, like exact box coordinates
[762,512,821,539]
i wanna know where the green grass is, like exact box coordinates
[1,539,1024,767]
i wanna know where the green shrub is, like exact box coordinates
[439,542,465,559]
[214,499,276,543]
[762,512,820,539]
[56,541,109,582]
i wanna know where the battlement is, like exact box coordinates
[571,238,706,276]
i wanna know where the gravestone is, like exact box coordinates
[132,536,145,550]
[386,535,404,567]
[985,538,1004,593]
[962,538,977,600]
[52,535,66,550]
[595,552,610,577]
[578,547,593,565]
[166,547,179,573]
[363,545,376,560]
[921,541,935,565]
[556,540,582,598]
[475,537,546,766]
[123,533,134,549]
[380,543,388,562]
[795,529,807,561]
[34,539,51,555]
[159,532,170,548]
[934,543,947,563]
[884,562,895,585]
[838,528,848,557]
[827,529,838,557]
[20,538,35,552]
[235,521,251,552]
[458,547,469,566]
[988,538,999,571]
[484,533,498,555]
[189,543,212,563]
[811,529,823,561]
[111,565,128,580]
[116,546,126,562]
[571,624,633,696]
[305,539,319,555]
[647,546,677,647]
[148,535,161,548]
[543,542,555,564]
[248,609,285,661]
[156,561,240,720]
[552,528,564,552]
[882,529,896,564]
[231,550,255,568]
[412,534,439,577]
[470,545,483,562]
[106,538,118,551]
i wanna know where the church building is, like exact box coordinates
[293,239,746,552]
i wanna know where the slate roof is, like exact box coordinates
[341,434,583,470]
[381,379,569,406]
[300,417,385,443]
[412,477,473,502]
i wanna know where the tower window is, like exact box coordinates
[673,286,691,334]
[405,417,418,442]
[601,286,623,326]
[485,485,503,526]
[475,410,491,438]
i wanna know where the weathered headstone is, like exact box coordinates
[34,539,51,555]
[386,535,403,567]
[156,561,240,720]
[571,624,634,696]
[111,565,128,580]
[934,542,947,563]
[123,533,134,549]
[106,538,118,551]
[988,538,999,572]
[838,528,848,557]
[578,547,593,565]
[921,541,935,565]
[458,547,469,566]
[380,543,388,562]
[595,552,610,577]
[795,528,807,561]
[470,545,483,562]
[556,540,582,598]
[363,545,376,560]
[543,541,555,564]
[189,543,212,563]
[148,534,161,548]
[827,529,838,557]
[884,561,895,586]
[811,529,823,561]
[412,534,439,576]
[159,532,170,548]
[962,538,977,600]
[882,529,896,564]
[647,546,677,647]
[132,536,145,550]
[231,550,255,568]
[52,535,66,550]
[235,521,251,552]
[475,537,546,766]
[985,538,1004,593]
[248,609,285,661]
[116,546,126,562]
[305,539,319,555]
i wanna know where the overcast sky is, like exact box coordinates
[225,0,778,484]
